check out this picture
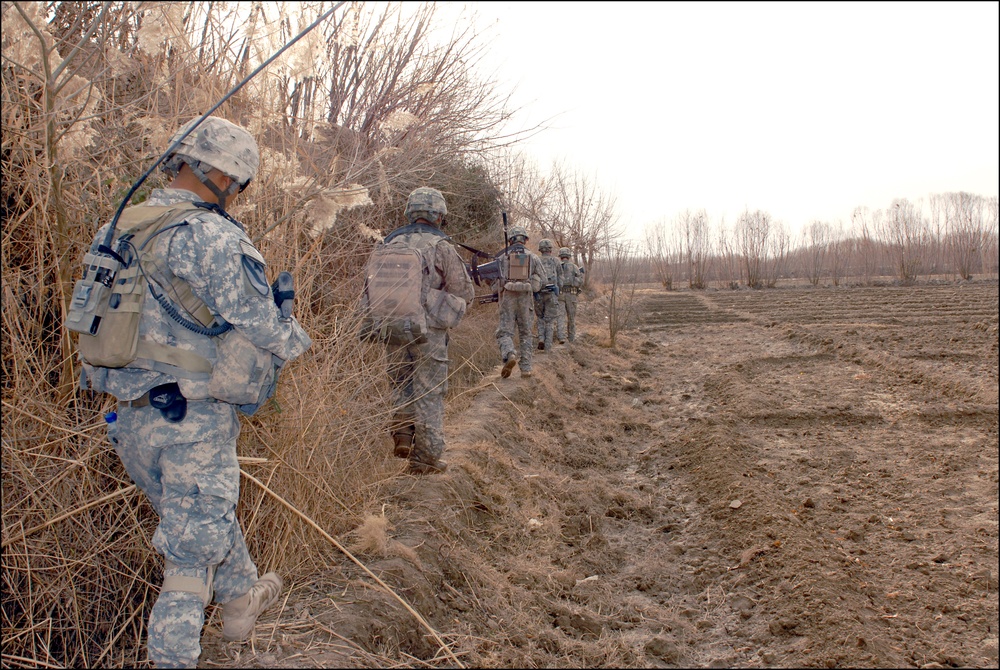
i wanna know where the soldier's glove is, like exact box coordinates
[271,272,295,320]
[553,285,560,297]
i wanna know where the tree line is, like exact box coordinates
[631,193,999,290]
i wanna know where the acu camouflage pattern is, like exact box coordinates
[557,257,583,342]
[169,116,259,185]
[534,251,562,351]
[384,229,473,467]
[78,187,311,668]
[404,187,448,223]
[111,401,257,668]
[496,246,544,374]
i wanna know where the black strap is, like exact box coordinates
[383,222,493,259]
[192,201,246,232]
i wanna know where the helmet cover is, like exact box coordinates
[405,187,447,224]
[167,116,259,188]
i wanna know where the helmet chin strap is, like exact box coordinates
[188,161,239,209]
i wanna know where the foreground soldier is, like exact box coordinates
[75,117,311,668]
[556,246,584,343]
[496,226,544,378]
[534,238,562,352]
[377,188,474,474]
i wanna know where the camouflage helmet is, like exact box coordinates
[405,187,447,225]
[165,116,259,191]
[558,246,572,258]
[538,238,554,252]
[508,226,528,243]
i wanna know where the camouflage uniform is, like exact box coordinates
[534,243,562,352]
[379,189,474,472]
[80,185,311,668]
[495,243,544,375]
[556,251,583,343]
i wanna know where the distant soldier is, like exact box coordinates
[362,187,474,474]
[534,238,562,352]
[495,226,544,378]
[556,246,584,343]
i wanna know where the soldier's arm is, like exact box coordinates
[168,217,311,361]
[438,242,475,304]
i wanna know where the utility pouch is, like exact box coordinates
[208,329,275,405]
[149,382,187,423]
[424,287,466,329]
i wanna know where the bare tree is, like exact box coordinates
[679,208,711,289]
[715,218,740,288]
[547,162,621,284]
[828,221,848,286]
[941,192,986,280]
[736,208,772,288]
[643,217,676,289]
[802,220,831,286]
[983,196,999,280]
[763,220,791,288]
[878,198,927,284]
[852,206,882,285]
[603,240,641,348]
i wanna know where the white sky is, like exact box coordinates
[440,1,1000,241]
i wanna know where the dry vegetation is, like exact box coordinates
[2,2,997,669]
[1,2,515,666]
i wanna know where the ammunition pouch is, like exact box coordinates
[424,287,466,329]
[503,281,533,293]
[208,329,277,407]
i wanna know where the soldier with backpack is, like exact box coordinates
[534,238,562,352]
[69,116,312,668]
[556,246,584,343]
[360,187,474,474]
[495,226,544,379]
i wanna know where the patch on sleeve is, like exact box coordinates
[240,240,269,296]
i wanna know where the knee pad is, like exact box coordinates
[162,560,216,608]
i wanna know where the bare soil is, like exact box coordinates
[203,282,999,669]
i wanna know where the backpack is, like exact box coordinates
[360,224,467,346]
[67,202,217,372]
[507,250,530,281]
[360,243,431,346]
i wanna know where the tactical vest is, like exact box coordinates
[68,202,218,376]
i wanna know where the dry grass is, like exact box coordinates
[0,3,505,667]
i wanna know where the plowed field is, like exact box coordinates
[205,282,999,669]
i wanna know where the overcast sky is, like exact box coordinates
[443,1,999,241]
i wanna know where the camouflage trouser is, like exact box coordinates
[557,293,579,342]
[534,289,560,351]
[111,400,258,669]
[496,289,535,372]
[387,327,449,466]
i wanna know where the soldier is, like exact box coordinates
[534,238,562,352]
[378,188,474,474]
[495,226,544,378]
[556,246,584,343]
[75,116,312,668]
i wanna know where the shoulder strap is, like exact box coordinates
[383,222,449,244]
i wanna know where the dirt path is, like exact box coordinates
[206,282,998,669]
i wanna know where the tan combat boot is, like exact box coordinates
[222,572,283,642]
[501,353,517,378]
